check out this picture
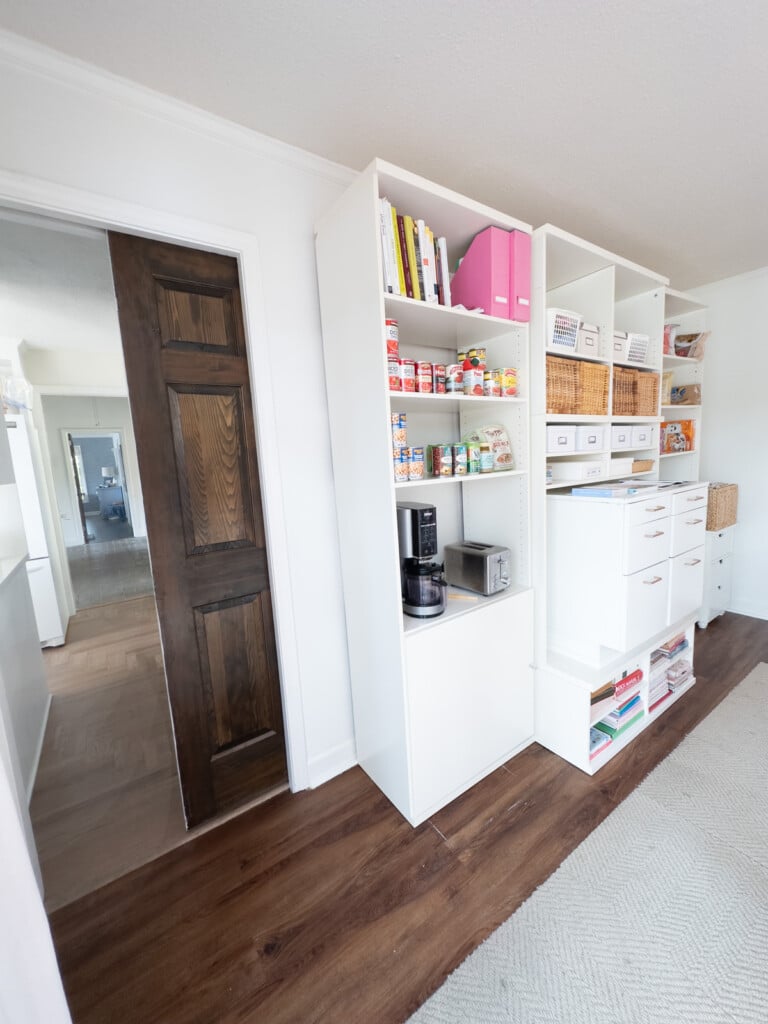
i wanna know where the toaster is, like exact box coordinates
[443,541,511,596]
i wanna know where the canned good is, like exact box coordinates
[456,351,467,364]
[415,360,432,376]
[393,449,409,483]
[388,357,401,391]
[463,368,484,396]
[497,367,518,397]
[416,373,433,393]
[385,318,399,358]
[467,442,481,474]
[452,443,468,476]
[432,364,446,394]
[479,442,494,473]
[400,359,416,393]
[408,447,425,481]
[467,347,487,368]
[428,443,453,477]
[391,413,407,449]
[483,370,501,397]
[446,364,464,392]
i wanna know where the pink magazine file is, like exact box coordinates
[509,229,531,322]
[449,226,510,319]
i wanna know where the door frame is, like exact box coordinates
[0,172,310,792]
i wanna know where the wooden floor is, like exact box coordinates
[31,596,186,911]
[48,612,768,1024]
[67,537,153,610]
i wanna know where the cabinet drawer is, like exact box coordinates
[624,517,670,574]
[705,553,732,608]
[706,526,735,559]
[670,509,706,556]
[623,561,669,649]
[671,487,708,516]
[627,495,673,525]
[669,545,705,623]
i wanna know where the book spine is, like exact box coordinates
[614,669,643,698]
[417,219,437,304]
[412,222,425,302]
[404,215,421,301]
[391,204,406,296]
[437,236,451,308]
[397,215,413,299]
[379,198,394,293]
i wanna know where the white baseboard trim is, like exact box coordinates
[728,600,768,621]
[26,692,52,804]
[306,738,357,790]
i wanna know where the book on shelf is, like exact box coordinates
[590,681,616,705]
[656,634,688,658]
[392,207,406,296]
[403,214,421,301]
[649,689,673,713]
[437,235,451,308]
[379,198,395,294]
[589,726,612,760]
[614,668,643,699]
[396,215,414,299]
[594,707,645,739]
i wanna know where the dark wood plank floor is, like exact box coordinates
[49,612,767,1024]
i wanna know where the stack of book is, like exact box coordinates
[647,669,671,712]
[593,668,645,741]
[667,658,693,691]
[656,633,689,659]
[589,726,612,761]
[379,197,451,306]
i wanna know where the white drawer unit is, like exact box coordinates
[547,482,707,665]
[698,525,736,628]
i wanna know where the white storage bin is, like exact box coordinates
[626,333,650,365]
[612,331,628,360]
[547,309,581,353]
[575,425,605,452]
[610,457,634,476]
[546,424,577,454]
[630,424,655,449]
[576,322,602,358]
[611,425,633,450]
[549,460,604,482]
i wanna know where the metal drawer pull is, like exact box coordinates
[643,576,663,585]
[685,518,704,525]
[685,558,702,566]
[645,505,666,512]
[687,495,706,502]
[644,530,665,538]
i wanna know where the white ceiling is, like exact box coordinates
[1,0,768,291]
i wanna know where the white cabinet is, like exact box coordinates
[315,159,535,826]
[697,525,736,628]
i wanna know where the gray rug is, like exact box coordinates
[409,663,768,1023]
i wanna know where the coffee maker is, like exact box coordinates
[396,501,446,618]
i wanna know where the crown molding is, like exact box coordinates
[0,28,357,190]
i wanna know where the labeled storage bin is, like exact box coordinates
[706,483,738,530]
[630,424,655,448]
[611,425,633,450]
[612,331,628,361]
[549,459,604,482]
[546,424,577,453]
[547,309,581,352]
[576,322,602,358]
[575,424,605,452]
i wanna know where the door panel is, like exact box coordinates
[108,232,286,827]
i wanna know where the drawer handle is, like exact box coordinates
[643,576,663,585]
[685,558,702,566]
[644,530,665,538]
[685,518,704,525]
[687,495,706,502]
[645,505,666,512]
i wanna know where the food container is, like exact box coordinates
[408,447,425,482]
[428,444,453,477]
[385,318,399,358]
[483,371,501,397]
[432,364,446,394]
[446,364,464,392]
[452,443,468,475]
[391,413,407,449]
[496,367,517,397]
[399,359,416,392]
[393,449,409,483]
[463,368,484,396]
[479,443,493,473]
[467,442,481,474]
[416,373,433,393]
[465,347,486,368]
[388,358,401,391]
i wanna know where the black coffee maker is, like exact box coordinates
[396,501,446,618]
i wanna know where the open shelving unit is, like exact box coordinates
[659,287,706,483]
[315,159,535,825]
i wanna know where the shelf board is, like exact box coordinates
[401,582,531,635]
[384,293,528,348]
[612,360,661,372]
[546,414,609,424]
[661,404,701,412]
[664,288,707,319]
[546,449,609,459]
[396,469,527,490]
[660,450,697,459]
[545,346,611,365]
[663,353,703,366]
[546,468,656,491]
[610,416,662,424]
[390,391,526,412]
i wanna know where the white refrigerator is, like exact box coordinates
[5,414,65,647]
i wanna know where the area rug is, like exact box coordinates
[409,663,768,1023]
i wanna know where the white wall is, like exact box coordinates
[40,394,146,545]
[694,268,768,620]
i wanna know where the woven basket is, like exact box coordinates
[576,361,610,415]
[635,371,660,417]
[706,483,738,530]
[546,355,578,414]
[612,366,635,416]
[631,459,654,473]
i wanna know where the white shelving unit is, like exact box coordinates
[659,288,706,483]
[529,226,707,774]
[315,159,535,826]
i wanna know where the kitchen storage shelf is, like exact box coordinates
[315,158,535,826]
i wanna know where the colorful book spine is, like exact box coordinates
[404,215,421,301]
[397,215,413,298]
[391,204,406,296]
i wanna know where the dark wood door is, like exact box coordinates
[108,232,287,827]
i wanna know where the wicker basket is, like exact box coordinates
[576,361,609,415]
[612,366,635,416]
[635,371,660,417]
[631,459,654,473]
[546,355,579,414]
[706,483,738,530]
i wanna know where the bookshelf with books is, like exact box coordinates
[315,159,535,826]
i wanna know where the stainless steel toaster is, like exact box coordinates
[443,541,511,596]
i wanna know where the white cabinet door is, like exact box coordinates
[405,591,533,824]
[670,510,706,556]
[669,545,705,623]
[623,560,670,649]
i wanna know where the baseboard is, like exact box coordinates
[306,738,357,789]
[26,692,52,805]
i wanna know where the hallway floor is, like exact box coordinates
[66,536,153,609]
